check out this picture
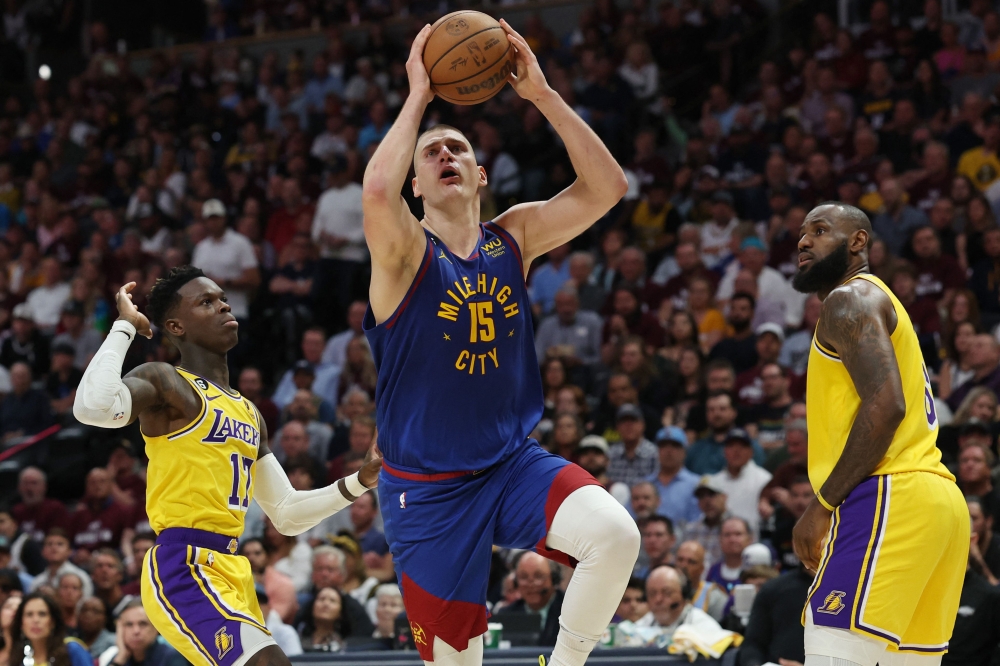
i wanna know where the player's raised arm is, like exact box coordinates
[793,284,906,571]
[492,19,628,268]
[253,412,383,536]
[73,282,191,428]
[362,25,434,279]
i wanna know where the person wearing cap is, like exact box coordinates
[24,257,70,334]
[575,435,630,505]
[685,476,731,567]
[687,391,765,475]
[51,301,103,371]
[272,328,341,412]
[701,191,739,270]
[45,342,83,419]
[190,197,260,326]
[708,428,772,536]
[312,154,366,333]
[647,426,701,527]
[607,404,658,487]
[0,303,49,378]
[735,327,786,407]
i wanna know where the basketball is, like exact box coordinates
[423,11,513,105]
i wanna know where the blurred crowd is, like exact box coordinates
[3,0,1000,662]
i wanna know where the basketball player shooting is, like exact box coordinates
[790,203,968,666]
[361,18,639,666]
[72,267,382,666]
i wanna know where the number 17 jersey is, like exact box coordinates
[143,368,261,536]
[364,223,543,475]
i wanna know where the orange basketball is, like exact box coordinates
[423,11,513,105]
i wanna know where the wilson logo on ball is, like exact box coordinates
[456,59,511,96]
[445,19,469,35]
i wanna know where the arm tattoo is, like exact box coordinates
[817,287,906,507]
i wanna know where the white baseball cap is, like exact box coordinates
[742,543,773,568]
[201,199,226,219]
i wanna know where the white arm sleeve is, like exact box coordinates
[254,453,368,536]
[72,320,136,428]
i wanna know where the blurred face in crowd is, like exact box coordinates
[77,598,107,636]
[341,390,373,421]
[576,447,608,476]
[349,422,375,453]
[688,279,712,310]
[968,335,1000,372]
[280,422,310,458]
[930,198,954,231]
[515,553,555,611]
[553,414,580,448]
[554,291,579,324]
[723,439,753,472]
[969,500,991,541]
[787,481,814,519]
[641,520,674,560]
[620,342,644,373]
[959,445,992,485]
[92,553,123,590]
[21,598,54,642]
[555,388,581,415]
[618,249,645,283]
[760,364,788,401]
[740,247,766,275]
[658,439,686,473]
[706,394,737,432]
[544,359,565,389]
[617,416,645,446]
[312,553,346,589]
[645,567,685,624]
[786,428,807,462]
[607,375,636,407]
[756,332,782,364]
[242,540,268,573]
[911,227,938,259]
[57,574,83,610]
[970,392,997,422]
[238,368,264,398]
[568,254,594,283]
[411,129,484,207]
[42,534,70,565]
[375,592,404,633]
[290,390,317,422]
[616,586,647,623]
[301,330,325,363]
[728,297,754,329]
[697,491,727,521]
[312,588,343,623]
[706,367,735,392]
[85,468,112,501]
[0,512,14,539]
[631,483,659,520]
[350,492,377,531]
[720,518,751,557]
[10,363,30,394]
[675,243,699,272]
[674,542,705,582]
[891,271,916,302]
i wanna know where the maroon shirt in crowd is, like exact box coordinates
[13,498,70,541]
[70,499,133,552]
[912,255,965,302]
[903,296,941,336]
[908,171,952,213]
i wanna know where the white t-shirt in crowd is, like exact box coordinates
[191,229,258,319]
[26,282,71,330]
[312,183,368,263]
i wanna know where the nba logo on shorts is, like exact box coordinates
[214,627,234,659]
[817,590,847,615]
[400,492,407,509]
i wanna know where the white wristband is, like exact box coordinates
[343,472,368,498]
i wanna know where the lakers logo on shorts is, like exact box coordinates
[227,539,238,555]
[215,627,234,659]
[817,590,848,615]
[410,622,428,646]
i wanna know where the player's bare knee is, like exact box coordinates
[244,645,291,666]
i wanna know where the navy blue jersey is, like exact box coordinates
[363,222,543,474]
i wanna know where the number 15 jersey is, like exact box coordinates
[806,274,953,492]
[143,368,261,536]
[364,223,543,475]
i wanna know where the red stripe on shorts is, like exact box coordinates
[534,463,602,568]
[382,460,476,483]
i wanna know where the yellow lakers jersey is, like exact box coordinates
[143,368,261,536]
[806,274,953,492]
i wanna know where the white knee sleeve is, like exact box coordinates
[544,485,640,666]
[804,606,886,666]
[427,635,483,666]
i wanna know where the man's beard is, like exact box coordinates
[730,318,750,334]
[793,241,851,294]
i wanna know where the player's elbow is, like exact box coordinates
[883,394,906,427]
[610,169,629,199]
[269,514,306,537]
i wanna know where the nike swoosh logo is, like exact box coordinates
[206,395,222,401]
[118,330,132,341]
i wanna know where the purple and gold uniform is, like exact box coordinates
[364,223,597,660]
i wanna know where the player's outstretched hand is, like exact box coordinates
[115,282,153,339]
[500,19,551,101]
[360,431,383,489]
[407,24,435,105]
[792,498,832,575]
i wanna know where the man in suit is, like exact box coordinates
[495,552,565,646]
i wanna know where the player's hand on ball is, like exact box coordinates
[360,431,383,488]
[792,498,832,574]
[115,282,153,339]
[499,19,551,101]
[407,24,435,105]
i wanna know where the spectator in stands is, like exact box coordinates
[959,445,999,508]
[534,286,603,367]
[529,243,572,317]
[575,436,628,502]
[948,335,1000,410]
[91,549,133,620]
[706,517,753,593]
[273,328,340,410]
[312,158,366,332]
[263,517,312,594]
[634,515,675,579]
[30,529,91,598]
[335,337,377,404]
[969,497,1000,583]
[0,593,22,666]
[688,391,763,474]
[495,552,564,647]
[779,295,821,376]
[191,198,260,326]
[0,305,49,378]
[8,593,92,666]
[75,597,115,658]
[257,587,302,656]
[105,599,186,666]
[55,572,82,628]
[958,108,1000,191]
[321,301,367,369]
[371,584,403,640]
[328,416,375,480]
[970,227,1000,324]
[298,587,364,652]
[674,541,728,622]
[647,426,701,527]
[607,404,658,486]
[771,476,814,571]
[910,226,965,304]
[737,562,811,666]
[349,492,390,577]
[710,293,758,374]
[50,302,101,371]
[636,566,723,636]
[710,429,772,535]
[240,537,297,624]
[688,276,727,354]
[872,178,929,256]
[238,366,280,436]
[0,508,43,576]
[122,532,153,594]
[685,476,731,567]
[69,470,131,563]
[568,252,606,314]
[0,362,53,441]
[944,531,1000,666]
[45,344,82,419]
[735,325,786,407]
[273,391,333,462]
[613,577,648,623]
